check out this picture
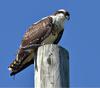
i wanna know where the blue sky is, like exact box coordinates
[0,0,100,88]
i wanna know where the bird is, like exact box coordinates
[8,9,70,76]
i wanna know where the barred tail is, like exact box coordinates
[8,50,35,76]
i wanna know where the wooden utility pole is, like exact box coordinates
[34,44,69,88]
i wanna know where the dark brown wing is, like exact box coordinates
[8,17,53,76]
[21,17,53,47]
[53,29,64,44]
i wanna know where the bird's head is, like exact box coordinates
[51,9,70,27]
[53,9,70,22]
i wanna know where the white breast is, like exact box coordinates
[50,13,66,29]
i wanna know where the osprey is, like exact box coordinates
[8,9,70,76]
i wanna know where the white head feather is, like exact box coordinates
[50,9,69,28]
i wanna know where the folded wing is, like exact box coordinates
[8,17,54,76]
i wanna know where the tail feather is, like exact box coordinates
[8,49,35,76]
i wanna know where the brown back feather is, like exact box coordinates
[22,17,53,47]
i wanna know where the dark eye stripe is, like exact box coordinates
[56,11,65,14]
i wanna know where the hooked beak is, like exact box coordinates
[65,11,70,20]
[66,16,70,20]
